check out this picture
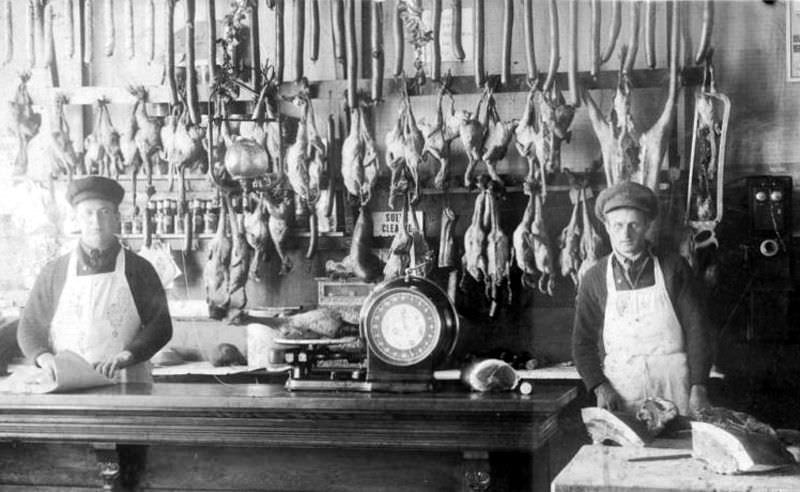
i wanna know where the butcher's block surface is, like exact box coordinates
[551,444,800,492]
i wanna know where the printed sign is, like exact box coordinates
[787,1,800,80]
[372,210,425,237]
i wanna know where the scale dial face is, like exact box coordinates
[365,289,442,367]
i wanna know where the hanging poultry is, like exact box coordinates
[512,187,538,289]
[264,185,294,275]
[8,72,41,176]
[481,89,517,185]
[204,198,232,320]
[96,99,124,178]
[407,199,432,276]
[341,106,379,206]
[383,194,412,280]
[530,190,555,296]
[385,104,408,209]
[128,86,164,202]
[420,78,454,190]
[244,194,270,282]
[84,104,105,176]
[325,205,382,281]
[225,194,251,323]
[583,0,679,191]
[286,91,326,258]
[448,88,488,188]
[558,188,583,288]
[484,186,511,317]
[514,88,543,188]
[461,185,488,284]
[28,94,81,181]
[401,79,425,204]
[577,187,604,283]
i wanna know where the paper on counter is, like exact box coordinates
[0,350,113,394]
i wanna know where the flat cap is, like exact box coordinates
[594,181,658,220]
[66,176,125,207]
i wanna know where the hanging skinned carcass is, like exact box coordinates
[681,57,729,286]
[583,0,679,192]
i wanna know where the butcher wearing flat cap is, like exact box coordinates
[572,181,712,416]
[18,176,172,383]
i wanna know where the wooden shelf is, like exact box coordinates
[27,67,703,106]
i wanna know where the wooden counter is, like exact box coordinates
[552,445,800,492]
[0,383,577,491]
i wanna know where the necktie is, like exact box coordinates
[89,249,102,269]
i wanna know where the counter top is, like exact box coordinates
[0,383,577,452]
[552,444,800,492]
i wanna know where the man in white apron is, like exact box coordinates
[572,181,712,416]
[18,176,172,384]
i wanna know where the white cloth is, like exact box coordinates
[50,247,152,383]
[602,257,690,415]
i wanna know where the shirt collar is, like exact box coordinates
[77,240,121,272]
[612,247,651,270]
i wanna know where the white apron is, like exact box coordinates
[602,256,690,415]
[50,247,152,383]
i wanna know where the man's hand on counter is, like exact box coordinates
[594,382,623,411]
[94,350,133,379]
[35,352,57,382]
[689,384,711,418]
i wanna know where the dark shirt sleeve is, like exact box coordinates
[572,258,609,392]
[665,255,712,386]
[125,251,173,364]
[17,258,67,363]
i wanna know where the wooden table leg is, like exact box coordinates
[461,450,491,492]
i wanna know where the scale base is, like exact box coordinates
[285,378,432,393]
[285,378,373,392]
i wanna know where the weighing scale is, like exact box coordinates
[280,275,459,392]
[359,274,460,392]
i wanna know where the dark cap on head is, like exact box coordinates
[66,176,125,207]
[594,181,658,221]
